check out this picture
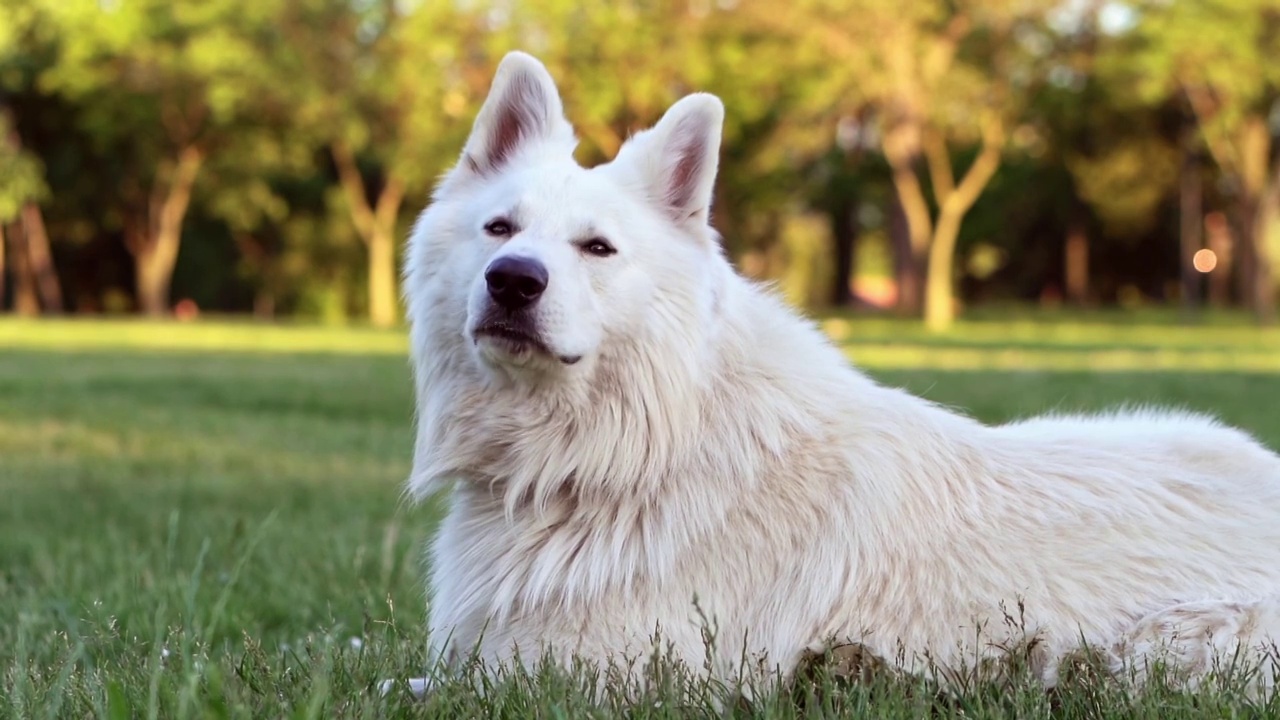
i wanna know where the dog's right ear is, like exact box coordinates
[457,52,575,177]
[608,93,724,229]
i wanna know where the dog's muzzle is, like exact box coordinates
[474,256,580,365]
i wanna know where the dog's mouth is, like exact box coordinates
[474,324,581,366]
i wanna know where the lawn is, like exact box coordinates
[3,312,1280,718]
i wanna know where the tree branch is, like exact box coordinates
[1241,114,1271,197]
[1181,81,1239,178]
[882,121,933,255]
[923,127,955,204]
[331,140,376,243]
[159,145,204,237]
[942,113,1005,219]
[373,172,405,235]
[148,143,205,272]
[146,166,166,245]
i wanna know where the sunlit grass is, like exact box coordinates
[6,308,1280,373]
[3,312,1280,717]
[0,316,408,355]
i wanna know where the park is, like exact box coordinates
[3,0,1280,717]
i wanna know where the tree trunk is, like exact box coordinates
[370,174,403,328]
[923,116,1004,332]
[2,108,60,313]
[1242,116,1274,324]
[1245,155,1280,324]
[1263,158,1280,314]
[7,222,39,315]
[368,224,398,327]
[232,232,280,321]
[924,207,963,330]
[888,189,921,314]
[1234,194,1273,323]
[331,141,404,328]
[20,201,62,313]
[828,200,858,307]
[130,145,204,316]
[1205,211,1233,308]
[882,120,931,316]
[1249,192,1276,324]
[254,291,275,319]
[1065,217,1089,306]
[1179,138,1202,314]
[135,243,175,317]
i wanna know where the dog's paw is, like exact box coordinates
[378,677,431,698]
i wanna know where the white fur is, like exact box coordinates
[397,51,1280,699]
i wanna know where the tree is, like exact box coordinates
[197,134,308,318]
[1117,0,1280,322]
[772,0,1052,329]
[40,0,294,315]
[278,0,513,327]
[876,3,1030,330]
[0,110,59,313]
[0,0,62,314]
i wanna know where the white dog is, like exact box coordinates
[394,51,1280,699]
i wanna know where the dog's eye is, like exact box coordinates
[484,219,513,237]
[580,238,616,257]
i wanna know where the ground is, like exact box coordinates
[3,310,1280,718]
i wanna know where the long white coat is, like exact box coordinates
[397,51,1280,697]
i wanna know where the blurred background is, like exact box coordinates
[4,4,1280,712]
[1,0,1276,330]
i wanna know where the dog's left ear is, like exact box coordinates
[458,51,576,177]
[612,93,724,227]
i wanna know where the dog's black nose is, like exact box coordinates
[485,256,548,310]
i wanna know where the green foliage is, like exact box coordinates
[1067,133,1179,237]
[40,0,289,152]
[1120,0,1280,132]
[1,0,1276,316]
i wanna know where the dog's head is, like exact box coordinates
[405,51,726,386]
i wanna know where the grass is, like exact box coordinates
[3,310,1280,718]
